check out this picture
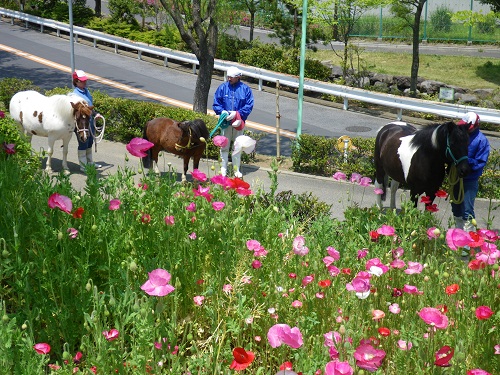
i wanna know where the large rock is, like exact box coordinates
[473,88,495,98]
[418,80,447,94]
[456,93,480,105]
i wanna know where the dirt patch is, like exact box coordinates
[249,154,294,172]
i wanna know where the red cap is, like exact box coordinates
[72,70,88,81]
[457,112,479,132]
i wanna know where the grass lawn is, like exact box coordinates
[310,50,500,90]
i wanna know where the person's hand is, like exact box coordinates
[232,120,241,128]
[221,110,229,117]
[226,111,237,120]
[94,113,103,120]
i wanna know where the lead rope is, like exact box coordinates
[448,164,465,204]
[91,115,106,152]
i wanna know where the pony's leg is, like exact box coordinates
[374,175,387,209]
[45,136,56,173]
[181,157,188,182]
[390,180,399,209]
[151,149,160,174]
[61,135,71,173]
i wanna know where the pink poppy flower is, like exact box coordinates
[397,340,412,350]
[326,246,340,260]
[353,343,386,372]
[374,188,384,195]
[141,268,175,296]
[252,260,262,269]
[332,172,347,181]
[186,202,196,212]
[222,284,233,294]
[193,185,213,202]
[376,224,395,236]
[109,199,121,211]
[427,227,441,239]
[102,329,119,341]
[328,265,340,277]
[267,324,303,349]
[189,232,197,240]
[291,300,303,308]
[164,215,175,226]
[418,307,449,329]
[346,274,371,293]
[477,229,498,242]
[0,111,4,118]
[293,235,309,256]
[467,370,492,375]
[193,295,205,306]
[191,169,207,182]
[213,135,228,148]
[403,284,424,295]
[325,360,353,375]
[48,193,73,214]
[3,143,15,154]
[211,201,225,211]
[126,137,154,158]
[350,172,361,183]
[357,248,368,259]
[389,303,401,314]
[446,228,472,250]
[475,306,494,320]
[247,240,261,251]
[67,227,78,239]
[359,177,372,186]
[390,259,406,269]
[33,343,51,354]
[434,345,454,367]
[392,247,404,258]
[372,309,385,320]
[404,261,423,275]
[495,345,500,355]
[366,258,389,274]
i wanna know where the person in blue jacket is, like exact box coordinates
[213,66,254,178]
[452,111,490,232]
[72,70,103,172]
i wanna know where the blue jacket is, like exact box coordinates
[465,128,490,181]
[212,81,254,121]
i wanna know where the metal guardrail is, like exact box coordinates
[2,8,500,126]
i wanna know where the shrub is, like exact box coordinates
[216,34,252,62]
[0,78,41,109]
[430,6,453,33]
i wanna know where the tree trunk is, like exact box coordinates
[410,1,426,97]
[193,54,215,113]
[250,11,255,42]
[94,0,101,17]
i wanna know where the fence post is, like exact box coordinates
[276,80,281,158]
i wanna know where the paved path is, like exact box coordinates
[30,135,500,231]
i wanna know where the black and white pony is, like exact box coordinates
[9,90,93,174]
[374,121,470,209]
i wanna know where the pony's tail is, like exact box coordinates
[142,122,152,168]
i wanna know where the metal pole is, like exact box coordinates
[276,80,281,158]
[69,0,75,80]
[468,0,473,44]
[297,0,308,139]
[422,0,428,42]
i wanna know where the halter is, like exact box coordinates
[445,136,468,166]
[175,126,196,151]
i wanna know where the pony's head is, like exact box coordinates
[445,122,471,178]
[71,101,94,143]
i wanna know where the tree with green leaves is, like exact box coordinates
[389,0,427,97]
[157,0,218,113]
[312,0,384,81]
[478,0,500,12]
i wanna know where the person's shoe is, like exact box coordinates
[234,171,243,178]
[220,167,227,176]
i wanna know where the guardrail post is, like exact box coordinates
[343,97,348,110]
[397,108,403,120]
[164,57,168,67]
[25,20,28,28]
[192,64,196,74]
[114,44,118,54]
[10,16,14,25]
[75,35,79,43]
[93,39,97,48]
[138,51,142,60]
[258,78,262,91]
[57,29,60,37]
[40,25,43,33]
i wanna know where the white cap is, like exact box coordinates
[226,66,242,78]
[457,112,480,132]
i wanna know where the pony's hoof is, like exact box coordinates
[63,169,71,176]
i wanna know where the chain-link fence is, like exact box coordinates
[346,1,497,43]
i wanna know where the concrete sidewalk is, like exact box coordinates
[30,135,500,231]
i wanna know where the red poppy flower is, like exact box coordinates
[392,288,403,297]
[229,347,255,371]
[425,204,439,212]
[468,232,484,247]
[468,259,486,270]
[445,284,459,295]
[196,279,204,285]
[226,177,250,190]
[434,346,454,367]
[369,230,379,242]
[436,304,448,314]
[435,189,448,198]
[341,268,351,275]
[318,279,331,288]
[72,207,84,219]
[420,196,432,204]
[280,361,293,371]
[378,327,391,337]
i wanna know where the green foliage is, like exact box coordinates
[0,78,41,109]
[238,42,331,81]
[216,34,252,62]
[107,0,140,25]
[430,6,453,33]
[24,0,94,25]
[291,134,375,179]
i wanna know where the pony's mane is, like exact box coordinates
[410,122,450,151]
[182,119,209,140]
[47,94,87,119]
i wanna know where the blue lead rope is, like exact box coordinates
[210,112,230,138]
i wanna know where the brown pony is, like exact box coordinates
[142,118,209,181]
